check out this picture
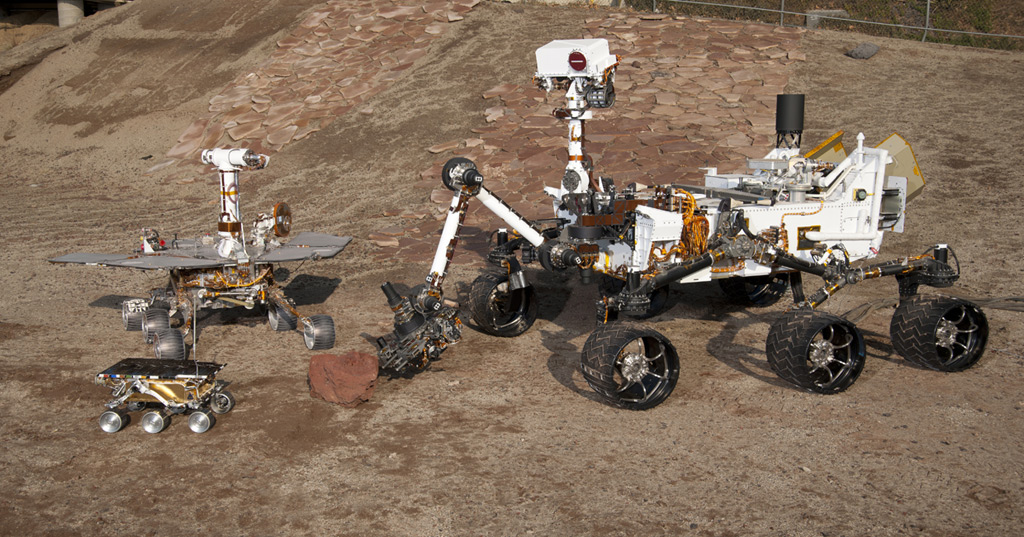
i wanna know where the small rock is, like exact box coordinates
[308,352,378,407]
[846,43,879,60]
[427,140,460,153]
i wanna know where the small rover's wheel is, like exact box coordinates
[126,401,147,412]
[140,411,169,434]
[188,410,215,433]
[210,391,235,414]
[268,304,298,331]
[99,410,128,433]
[719,274,790,307]
[153,329,186,361]
[890,295,988,372]
[142,308,171,344]
[469,272,537,337]
[303,314,335,350]
[766,310,865,394]
[598,276,671,319]
[580,322,680,410]
[122,301,145,331]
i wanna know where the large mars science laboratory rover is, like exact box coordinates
[49,38,989,431]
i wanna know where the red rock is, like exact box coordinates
[308,352,378,407]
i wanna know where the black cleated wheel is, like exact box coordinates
[766,310,865,394]
[719,274,790,307]
[469,272,537,337]
[890,295,988,372]
[122,302,144,331]
[153,329,186,361]
[142,308,171,344]
[303,314,335,350]
[580,322,680,410]
[210,391,235,415]
[598,276,671,319]
[268,304,298,331]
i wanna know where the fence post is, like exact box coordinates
[922,0,931,41]
[780,0,785,26]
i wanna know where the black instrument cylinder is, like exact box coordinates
[776,94,804,134]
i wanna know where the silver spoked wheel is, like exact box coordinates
[188,410,215,433]
[209,391,235,415]
[142,308,171,344]
[303,314,335,350]
[140,411,169,434]
[767,310,866,394]
[99,410,127,433]
[268,305,298,331]
[122,300,146,331]
[890,295,988,372]
[581,322,680,410]
[153,329,186,360]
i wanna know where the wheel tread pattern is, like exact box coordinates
[766,310,864,394]
[469,272,537,337]
[889,295,987,372]
[580,322,679,410]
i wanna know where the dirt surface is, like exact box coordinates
[2,1,1024,535]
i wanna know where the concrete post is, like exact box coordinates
[57,0,85,27]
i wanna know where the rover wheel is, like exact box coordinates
[268,304,298,331]
[153,329,186,361]
[122,302,145,331]
[210,391,235,415]
[188,410,215,434]
[890,295,988,372]
[766,310,865,394]
[99,410,128,433]
[142,308,171,344]
[469,272,537,337]
[580,322,680,410]
[140,411,169,434]
[719,274,790,307]
[598,276,670,319]
[303,314,335,350]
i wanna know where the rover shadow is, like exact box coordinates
[702,305,795,390]
[280,274,342,306]
[89,295,138,310]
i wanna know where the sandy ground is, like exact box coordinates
[2,1,1023,535]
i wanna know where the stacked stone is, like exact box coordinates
[161,0,480,165]
[379,13,805,267]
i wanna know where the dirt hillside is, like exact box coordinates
[1,1,1023,536]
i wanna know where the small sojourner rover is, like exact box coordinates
[375,39,988,410]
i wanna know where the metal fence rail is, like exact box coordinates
[633,0,1024,50]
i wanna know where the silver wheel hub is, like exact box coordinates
[620,352,649,383]
[809,340,835,368]
[936,319,957,348]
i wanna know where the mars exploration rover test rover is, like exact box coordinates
[374,38,989,410]
[50,148,351,432]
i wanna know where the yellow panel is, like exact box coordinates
[804,131,847,163]
[876,133,925,201]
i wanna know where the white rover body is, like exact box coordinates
[376,40,987,409]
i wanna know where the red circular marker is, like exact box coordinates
[568,50,587,71]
